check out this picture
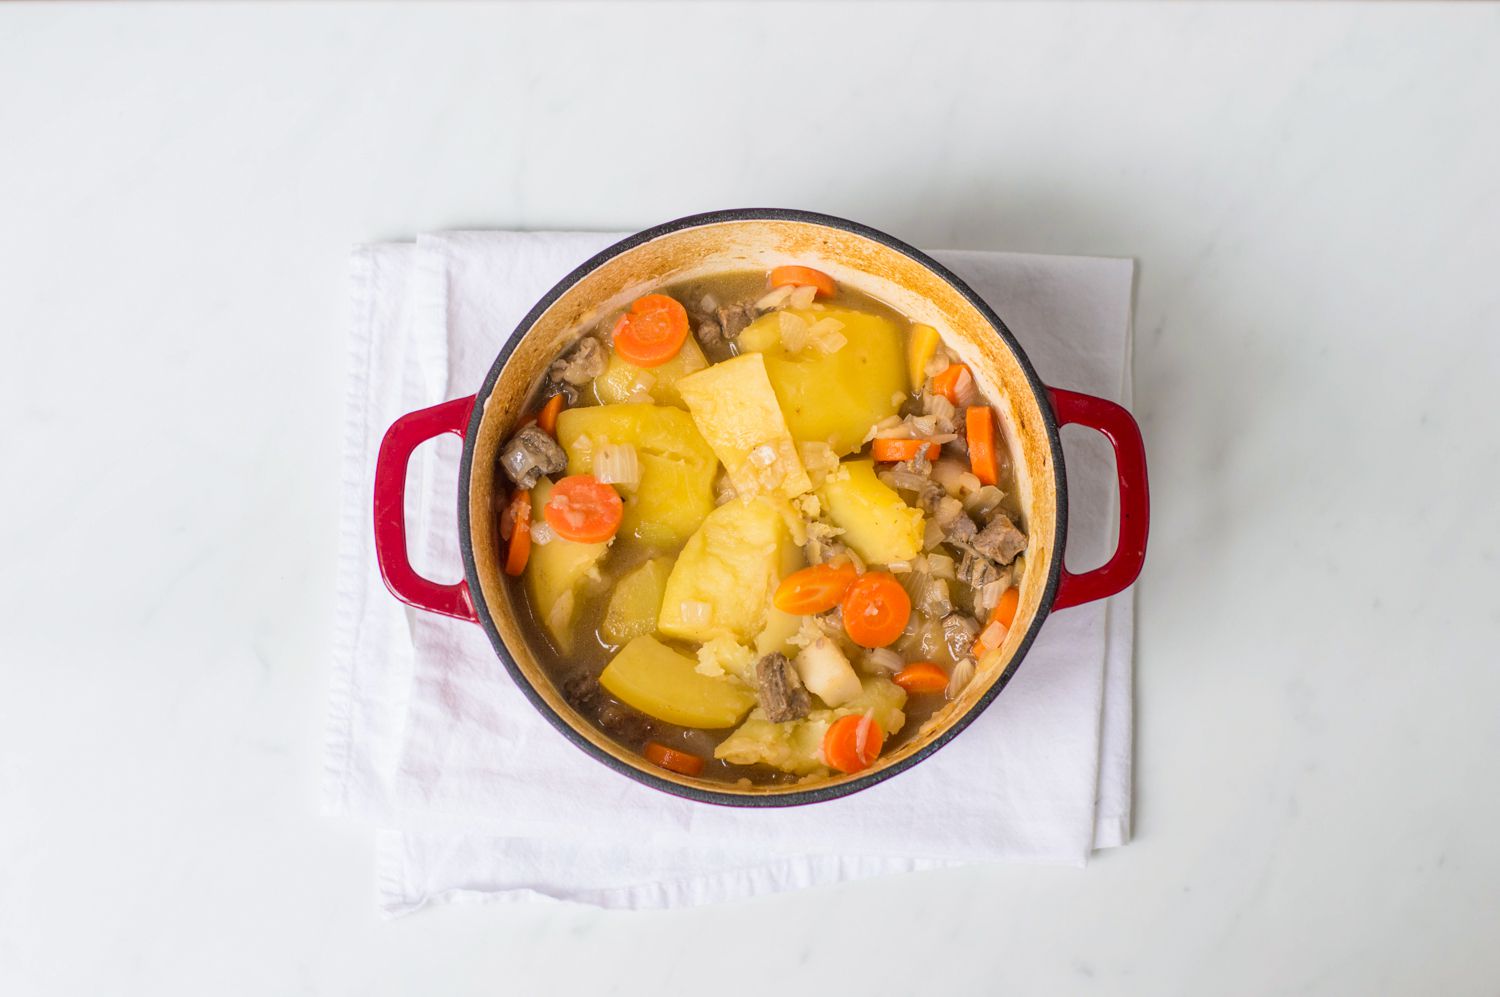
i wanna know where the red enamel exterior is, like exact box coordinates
[371,394,479,623]
[1047,387,1151,609]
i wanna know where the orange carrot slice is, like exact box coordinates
[543,474,623,543]
[769,265,836,298]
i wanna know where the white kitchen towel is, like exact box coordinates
[325,231,1136,914]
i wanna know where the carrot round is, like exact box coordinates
[967,406,999,485]
[993,585,1020,629]
[536,394,565,436]
[870,437,941,463]
[930,363,970,403]
[769,265,836,298]
[644,741,705,777]
[823,714,884,774]
[892,662,949,695]
[773,563,858,615]
[543,474,623,543]
[841,571,911,648]
[503,490,531,576]
[611,294,690,368]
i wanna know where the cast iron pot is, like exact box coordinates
[372,208,1149,807]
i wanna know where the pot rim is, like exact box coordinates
[456,207,1068,807]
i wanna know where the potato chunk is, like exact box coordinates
[657,495,804,645]
[592,334,709,409]
[738,306,908,456]
[599,635,757,729]
[818,460,925,565]
[524,478,609,649]
[713,676,908,774]
[556,404,717,549]
[675,352,811,500]
[600,557,671,645]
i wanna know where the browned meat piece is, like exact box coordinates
[561,673,654,744]
[970,512,1027,565]
[716,301,757,341]
[499,424,567,490]
[942,612,980,659]
[945,513,979,545]
[755,653,811,723]
[895,450,934,477]
[695,314,724,348]
[956,550,1000,591]
[551,335,606,385]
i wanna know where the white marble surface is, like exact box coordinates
[2,2,1497,993]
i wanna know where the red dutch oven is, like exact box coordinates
[372,209,1148,807]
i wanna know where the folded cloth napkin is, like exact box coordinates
[325,231,1136,914]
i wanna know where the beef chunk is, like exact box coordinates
[755,653,811,723]
[695,314,724,348]
[956,549,1000,591]
[551,335,606,385]
[561,673,654,744]
[945,513,979,545]
[941,612,980,660]
[715,301,757,341]
[499,424,567,490]
[970,512,1027,565]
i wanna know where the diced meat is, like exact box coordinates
[550,335,606,385]
[956,550,1000,591]
[755,652,811,723]
[941,613,980,660]
[715,301,757,341]
[945,513,979,545]
[498,424,567,490]
[695,314,724,348]
[561,673,654,744]
[895,450,934,477]
[970,512,1027,565]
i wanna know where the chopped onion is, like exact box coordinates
[926,353,953,380]
[866,648,903,674]
[846,548,866,574]
[922,519,946,551]
[529,521,555,546]
[978,619,1006,650]
[910,415,937,436]
[755,284,795,311]
[951,366,981,407]
[935,496,965,528]
[864,414,905,443]
[926,393,957,426]
[747,443,777,468]
[931,458,968,494]
[880,469,932,494]
[700,292,719,312]
[778,310,810,351]
[926,552,955,579]
[679,600,713,628]
[592,443,640,488]
[788,284,818,310]
[965,485,1005,517]
[886,560,912,574]
[920,577,952,617]
[957,471,982,495]
[853,709,877,760]
[546,590,574,637]
[976,579,1006,613]
[946,656,976,699]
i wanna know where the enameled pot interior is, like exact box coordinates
[463,214,1063,803]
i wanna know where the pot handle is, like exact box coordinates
[1046,387,1150,610]
[372,395,480,623]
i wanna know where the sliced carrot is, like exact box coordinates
[893,662,949,695]
[536,394,565,436]
[823,713,884,774]
[870,437,941,463]
[543,474,623,543]
[967,405,999,485]
[773,563,858,615]
[611,293,690,368]
[769,265,836,298]
[841,571,911,648]
[644,741,705,777]
[993,585,1020,629]
[930,363,970,404]
[503,490,531,576]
